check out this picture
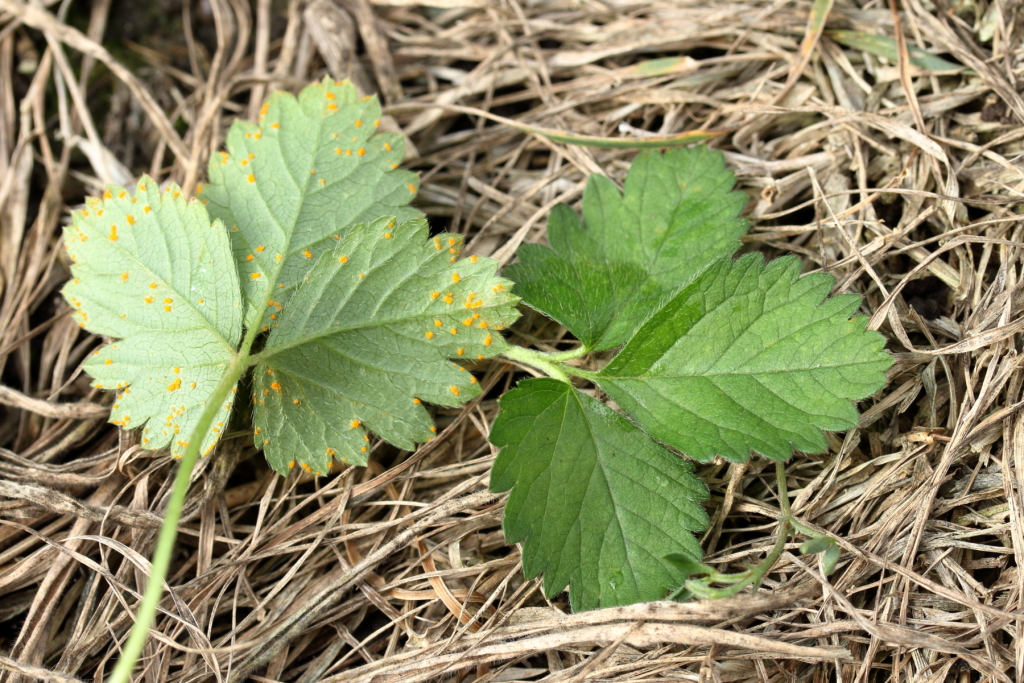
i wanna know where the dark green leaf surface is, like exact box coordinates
[506,147,747,350]
[201,78,421,328]
[254,217,519,475]
[490,378,708,611]
[598,254,891,462]
[62,178,242,459]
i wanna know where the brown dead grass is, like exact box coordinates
[1,0,1023,681]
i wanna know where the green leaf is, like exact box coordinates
[201,77,421,328]
[799,537,833,555]
[597,254,892,463]
[506,147,747,350]
[62,177,242,459]
[489,378,709,611]
[253,217,519,475]
[823,543,841,575]
[664,553,715,577]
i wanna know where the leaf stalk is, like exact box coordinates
[108,346,253,683]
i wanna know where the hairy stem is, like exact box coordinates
[499,345,572,383]
[109,337,256,683]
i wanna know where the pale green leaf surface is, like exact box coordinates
[62,177,242,458]
[598,254,892,462]
[254,217,519,475]
[506,147,747,350]
[201,78,421,327]
[489,378,708,611]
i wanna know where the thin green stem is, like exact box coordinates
[499,345,572,383]
[108,342,254,683]
[682,461,792,600]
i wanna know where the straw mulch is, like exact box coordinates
[1,0,1022,681]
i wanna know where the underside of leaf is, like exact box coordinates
[507,147,748,350]
[253,217,520,475]
[201,77,421,328]
[490,378,708,611]
[598,254,892,462]
[62,177,242,459]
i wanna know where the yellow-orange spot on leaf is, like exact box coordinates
[452,273,460,284]
[246,254,254,261]
[104,359,113,365]
[103,190,112,199]
[327,103,338,111]
[271,382,281,391]
[425,331,434,339]
[164,305,172,312]
[240,159,249,166]
[354,119,362,127]
[374,119,380,127]
[276,254,282,261]
[121,272,129,283]
[304,249,313,258]
[457,348,464,356]
[351,420,361,429]
[247,174,256,183]
[163,297,173,304]
[346,149,351,156]
[384,142,392,152]
[361,446,368,452]
[144,205,151,213]
[256,245,265,252]
[271,122,280,129]
[478,354,485,359]
[479,321,489,328]
[168,378,181,391]
[325,91,336,100]
[359,273,365,278]
[335,148,342,154]
[470,377,478,384]
[358,148,366,156]
[109,225,118,241]
[148,282,157,289]
[443,295,454,304]
[413,398,421,404]
[384,232,392,239]
[484,334,493,346]
[408,184,417,194]
[191,382,197,388]
[144,296,154,304]
[450,386,460,396]
[450,327,457,335]
[493,284,504,293]
[339,255,349,264]
[126,215,135,226]
[172,192,180,198]
[431,291,440,299]
[288,460,295,469]
[293,399,301,406]
[251,273,261,279]
[463,317,474,326]
[435,319,443,327]
[448,237,456,246]
[196,184,203,194]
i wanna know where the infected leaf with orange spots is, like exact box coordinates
[252,217,519,474]
[61,176,242,459]
[202,77,421,330]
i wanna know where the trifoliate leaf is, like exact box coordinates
[506,147,747,350]
[598,254,892,463]
[62,177,242,459]
[201,77,421,327]
[489,378,708,611]
[253,217,519,475]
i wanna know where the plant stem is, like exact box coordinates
[108,349,251,683]
[683,461,792,599]
[499,345,572,383]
